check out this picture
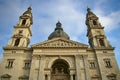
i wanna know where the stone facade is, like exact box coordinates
[0,7,119,80]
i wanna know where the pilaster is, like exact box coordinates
[79,55,86,80]
[29,55,40,80]
[38,55,46,80]
[75,55,81,80]
[82,55,90,80]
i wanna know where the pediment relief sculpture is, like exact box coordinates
[32,38,88,48]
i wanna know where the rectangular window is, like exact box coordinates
[23,60,31,69]
[89,60,96,69]
[6,59,15,68]
[104,58,112,68]
[99,38,105,46]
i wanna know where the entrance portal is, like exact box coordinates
[51,59,70,80]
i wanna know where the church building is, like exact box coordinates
[0,7,119,80]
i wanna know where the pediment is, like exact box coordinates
[19,75,29,79]
[1,74,11,78]
[32,38,88,48]
[107,73,116,77]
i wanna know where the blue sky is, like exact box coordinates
[0,0,120,68]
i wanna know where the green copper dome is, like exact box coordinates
[48,21,70,40]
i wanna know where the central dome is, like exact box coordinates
[48,21,70,40]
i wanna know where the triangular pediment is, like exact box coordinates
[1,74,11,78]
[32,38,88,48]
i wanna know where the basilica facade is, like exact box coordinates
[0,7,119,80]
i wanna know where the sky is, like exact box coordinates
[0,0,120,68]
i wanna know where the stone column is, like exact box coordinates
[47,74,51,80]
[70,74,73,80]
[46,69,51,80]
[70,69,74,80]
[75,55,81,80]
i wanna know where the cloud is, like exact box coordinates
[31,0,87,43]
[0,0,120,68]
[94,9,120,32]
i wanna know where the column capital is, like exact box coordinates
[74,54,88,59]
[32,55,40,59]
[82,54,88,58]
[74,54,81,58]
[32,54,46,60]
[69,68,76,75]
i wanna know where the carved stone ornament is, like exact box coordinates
[32,38,88,48]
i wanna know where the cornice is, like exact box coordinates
[3,46,32,50]
[93,47,114,50]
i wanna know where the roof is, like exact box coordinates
[48,21,70,40]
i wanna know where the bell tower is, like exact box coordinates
[7,7,33,47]
[86,8,111,48]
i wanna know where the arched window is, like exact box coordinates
[22,19,26,25]
[93,20,97,25]
[99,39,105,46]
[14,38,20,46]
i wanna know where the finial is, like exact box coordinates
[28,5,32,10]
[56,20,61,25]
[56,20,62,30]
[87,7,91,12]
[57,20,61,24]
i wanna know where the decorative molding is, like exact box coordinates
[93,47,114,50]
[32,38,88,48]
[3,46,31,50]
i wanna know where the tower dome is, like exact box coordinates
[48,21,70,40]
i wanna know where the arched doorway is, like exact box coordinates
[51,59,70,80]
